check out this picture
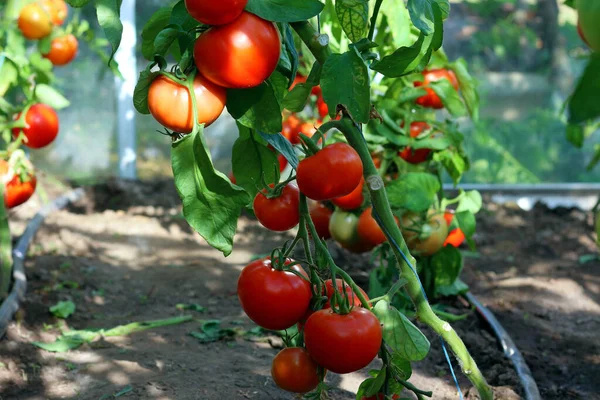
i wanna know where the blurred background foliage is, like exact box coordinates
[29,0,600,184]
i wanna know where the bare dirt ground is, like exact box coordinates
[0,179,596,400]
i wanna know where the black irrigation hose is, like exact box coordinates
[0,189,85,338]
[464,292,542,400]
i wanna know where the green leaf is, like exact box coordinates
[370,32,432,77]
[259,132,299,169]
[436,278,469,297]
[587,143,600,170]
[0,59,18,97]
[436,150,467,184]
[283,63,322,112]
[227,83,282,133]
[65,0,92,6]
[569,53,600,124]
[49,301,76,319]
[455,210,476,238]
[430,79,466,116]
[35,84,70,110]
[386,173,439,212]
[456,190,482,214]
[153,25,183,57]
[380,0,412,48]
[321,48,370,123]
[390,352,412,380]
[171,130,250,256]
[141,7,172,60]
[373,301,430,361]
[451,58,479,121]
[96,0,123,64]
[566,123,584,148]
[32,336,86,353]
[355,369,386,399]
[336,0,369,42]
[232,125,279,200]
[189,320,237,343]
[246,0,324,22]
[430,246,463,295]
[133,69,160,114]
[407,0,440,34]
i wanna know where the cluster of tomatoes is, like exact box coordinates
[17,0,78,66]
[2,104,61,209]
[238,257,383,395]
[148,1,281,134]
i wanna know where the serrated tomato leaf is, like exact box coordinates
[336,0,369,42]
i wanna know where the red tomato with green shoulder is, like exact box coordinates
[309,201,332,240]
[0,160,37,209]
[297,143,363,201]
[271,347,321,393]
[304,308,382,374]
[401,211,449,256]
[12,104,59,149]
[414,69,459,109]
[577,1,600,52]
[253,183,300,232]
[399,122,431,164]
[332,177,364,210]
[184,0,247,26]
[324,278,369,308]
[193,12,281,89]
[237,257,311,330]
[148,74,226,133]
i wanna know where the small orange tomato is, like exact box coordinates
[43,34,78,66]
[39,0,68,25]
[18,3,53,40]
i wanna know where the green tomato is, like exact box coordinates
[577,0,600,52]
[329,209,374,254]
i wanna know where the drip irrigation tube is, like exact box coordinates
[0,189,85,338]
[464,292,542,400]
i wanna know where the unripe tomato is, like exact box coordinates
[329,209,375,254]
[309,201,332,240]
[414,69,459,109]
[271,348,321,393]
[18,3,53,40]
[193,12,281,89]
[304,308,382,374]
[297,143,363,201]
[399,122,431,164]
[184,0,247,26]
[39,0,68,26]
[12,104,59,149]
[577,1,600,52]
[357,207,399,247]
[323,278,369,308]
[331,177,364,211]
[147,74,226,133]
[237,257,312,330]
[400,211,449,257]
[0,160,37,209]
[253,183,300,232]
[43,34,78,66]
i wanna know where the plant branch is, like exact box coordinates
[368,0,384,42]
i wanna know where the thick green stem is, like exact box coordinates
[0,183,12,300]
[367,0,384,42]
[291,22,493,400]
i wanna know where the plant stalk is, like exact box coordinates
[291,21,493,400]
[0,183,12,300]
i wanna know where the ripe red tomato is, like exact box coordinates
[18,3,53,40]
[147,74,226,133]
[184,0,247,26]
[43,34,78,66]
[357,207,399,247]
[304,308,382,374]
[278,153,288,172]
[414,69,459,109]
[0,160,37,209]
[12,104,59,149]
[40,0,68,25]
[237,257,311,330]
[361,394,400,400]
[324,279,369,308]
[329,209,375,254]
[400,211,449,256]
[297,143,363,201]
[399,122,431,164]
[443,211,465,247]
[271,348,321,393]
[332,177,364,210]
[193,12,281,89]
[577,1,600,52]
[253,183,300,232]
[309,201,332,240]
[316,96,328,119]
[282,114,301,143]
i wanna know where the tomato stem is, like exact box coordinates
[0,182,12,300]
[367,0,384,42]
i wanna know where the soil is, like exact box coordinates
[0,179,597,400]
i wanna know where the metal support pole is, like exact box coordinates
[114,0,137,179]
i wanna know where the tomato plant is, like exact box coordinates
[414,69,459,109]
[193,11,281,89]
[304,308,382,374]
[323,278,369,308]
[237,257,311,331]
[297,143,363,201]
[271,347,321,393]
[253,183,300,232]
[399,122,432,164]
